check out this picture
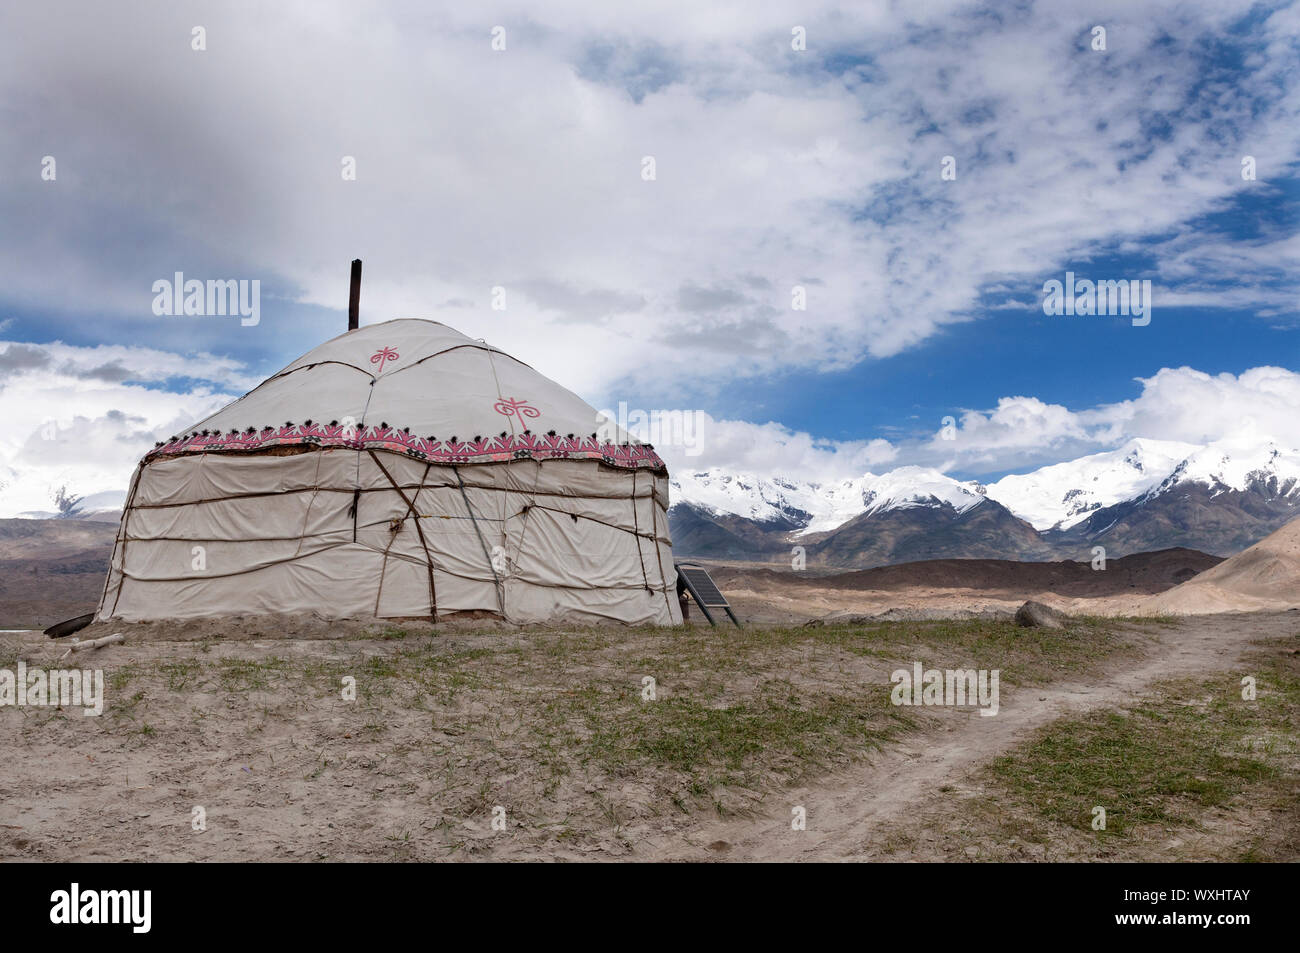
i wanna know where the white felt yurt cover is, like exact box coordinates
[97,319,681,625]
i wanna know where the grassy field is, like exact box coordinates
[879,633,1300,861]
[1,615,1153,860]
[97,618,1138,801]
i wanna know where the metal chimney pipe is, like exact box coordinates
[347,259,362,331]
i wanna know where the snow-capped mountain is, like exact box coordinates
[668,471,867,532]
[1147,439,1300,502]
[1050,438,1300,556]
[854,467,987,522]
[669,437,1300,567]
[670,466,987,536]
[983,438,1202,531]
[13,489,125,522]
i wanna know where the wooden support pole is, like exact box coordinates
[57,633,124,661]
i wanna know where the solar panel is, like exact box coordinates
[678,566,729,606]
[674,562,740,627]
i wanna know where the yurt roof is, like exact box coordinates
[148,319,664,471]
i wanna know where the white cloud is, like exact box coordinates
[0,341,239,515]
[1096,365,1300,447]
[920,365,1300,475]
[3,2,1297,513]
[653,365,1300,483]
[0,0,1295,402]
[655,414,897,482]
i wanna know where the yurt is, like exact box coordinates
[96,318,681,625]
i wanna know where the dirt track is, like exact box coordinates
[653,612,1296,861]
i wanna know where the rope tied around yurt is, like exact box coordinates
[453,465,506,615]
[631,469,652,593]
[367,451,439,621]
[648,482,674,617]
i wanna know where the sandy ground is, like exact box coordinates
[1141,517,1300,614]
[2,604,1294,862]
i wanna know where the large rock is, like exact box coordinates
[1014,600,1066,628]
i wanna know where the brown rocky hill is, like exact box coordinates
[0,519,117,628]
[1141,516,1300,614]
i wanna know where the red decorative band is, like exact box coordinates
[146,423,666,470]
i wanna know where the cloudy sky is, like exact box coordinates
[1,0,1297,515]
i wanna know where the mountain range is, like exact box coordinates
[669,437,1300,568]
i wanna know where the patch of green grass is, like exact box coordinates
[216,656,288,692]
[530,674,916,798]
[160,659,203,692]
[627,690,906,776]
[1112,613,1180,627]
[834,617,1132,686]
[985,638,1299,850]
[622,617,1133,692]
[110,688,146,720]
[109,663,144,692]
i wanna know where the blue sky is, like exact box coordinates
[1,0,1298,513]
